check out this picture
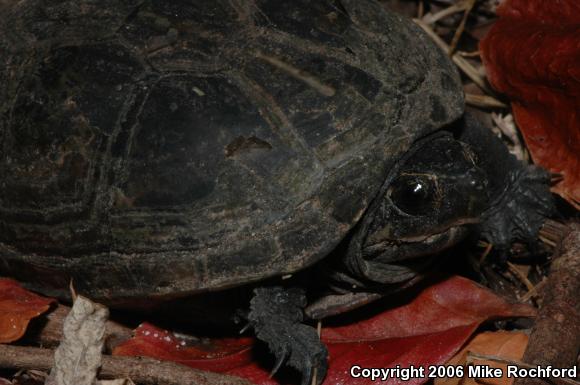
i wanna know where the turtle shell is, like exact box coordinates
[0,0,463,304]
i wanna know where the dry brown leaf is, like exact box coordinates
[435,331,528,385]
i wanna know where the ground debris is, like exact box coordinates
[514,224,580,385]
[46,296,108,385]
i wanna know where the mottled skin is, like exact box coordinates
[0,1,553,384]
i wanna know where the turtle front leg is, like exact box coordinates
[458,114,554,248]
[479,165,554,248]
[248,286,328,385]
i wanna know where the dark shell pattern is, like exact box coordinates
[0,0,463,303]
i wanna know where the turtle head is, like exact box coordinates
[347,132,489,284]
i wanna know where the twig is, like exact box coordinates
[448,0,476,55]
[458,50,481,58]
[514,224,580,385]
[421,2,467,24]
[506,262,535,293]
[538,236,557,248]
[311,320,323,385]
[520,279,547,302]
[539,220,571,247]
[26,304,132,353]
[417,1,424,19]
[465,93,507,109]
[413,19,494,95]
[0,344,251,385]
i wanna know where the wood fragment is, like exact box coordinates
[421,2,467,24]
[413,19,494,95]
[514,224,580,385]
[506,262,535,293]
[448,0,476,55]
[458,50,481,58]
[0,345,252,385]
[520,279,546,302]
[26,304,132,353]
[417,0,424,19]
[465,93,507,109]
[539,220,571,246]
[310,320,323,385]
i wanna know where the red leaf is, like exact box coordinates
[320,276,534,342]
[114,323,255,373]
[114,276,535,385]
[480,0,580,208]
[0,278,55,343]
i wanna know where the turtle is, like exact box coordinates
[0,0,553,384]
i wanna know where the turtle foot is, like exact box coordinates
[480,165,554,247]
[248,286,328,385]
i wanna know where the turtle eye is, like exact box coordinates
[389,175,437,215]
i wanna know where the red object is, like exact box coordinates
[480,0,580,209]
[0,278,55,343]
[114,276,535,385]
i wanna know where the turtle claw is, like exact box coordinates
[238,322,251,334]
[269,346,289,378]
[301,364,312,385]
[248,287,328,384]
[298,332,327,385]
[299,350,327,385]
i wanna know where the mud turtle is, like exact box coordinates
[0,0,552,383]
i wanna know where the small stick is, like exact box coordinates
[0,344,251,385]
[421,2,467,24]
[465,93,507,109]
[520,279,547,302]
[413,19,494,95]
[311,320,323,385]
[538,235,557,248]
[539,220,571,246]
[506,262,535,293]
[26,304,132,353]
[448,0,476,55]
[417,1,424,19]
[514,224,580,385]
[458,50,481,58]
